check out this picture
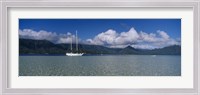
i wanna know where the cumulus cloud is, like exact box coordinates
[157,30,169,40]
[19,29,57,41]
[86,27,180,49]
[139,31,158,42]
[86,28,139,46]
[86,29,118,45]
[115,28,139,45]
[19,29,76,44]
[19,27,181,49]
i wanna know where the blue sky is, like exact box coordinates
[19,19,181,49]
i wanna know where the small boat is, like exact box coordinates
[66,30,84,56]
[66,52,84,56]
[152,55,156,57]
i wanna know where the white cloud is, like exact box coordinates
[87,29,118,45]
[87,28,139,46]
[157,30,170,40]
[19,29,57,41]
[115,28,139,45]
[109,45,129,48]
[86,27,180,49]
[19,28,181,49]
[139,31,158,42]
[19,29,76,44]
[131,44,157,50]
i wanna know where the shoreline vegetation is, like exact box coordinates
[19,39,181,55]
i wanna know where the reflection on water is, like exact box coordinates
[19,55,181,76]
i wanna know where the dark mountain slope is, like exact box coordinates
[19,39,181,55]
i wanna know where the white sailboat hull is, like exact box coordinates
[66,53,84,56]
[66,31,85,56]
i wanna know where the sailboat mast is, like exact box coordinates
[71,35,72,52]
[76,30,78,52]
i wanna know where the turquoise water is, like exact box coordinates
[19,55,181,76]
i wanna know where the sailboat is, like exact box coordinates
[66,31,84,56]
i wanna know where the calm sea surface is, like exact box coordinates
[19,55,181,76]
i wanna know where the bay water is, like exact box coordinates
[19,55,181,76]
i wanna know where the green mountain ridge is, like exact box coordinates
[19,39,181,55]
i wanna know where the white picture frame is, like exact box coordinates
[0,0,199,95]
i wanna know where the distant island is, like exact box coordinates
[19,39,181,55]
